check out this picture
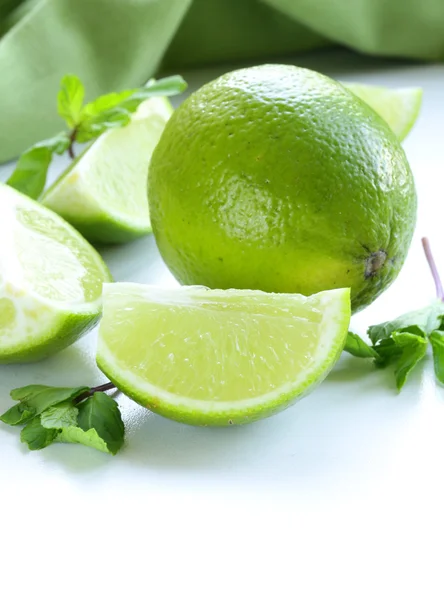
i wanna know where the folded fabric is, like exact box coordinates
[0,0,443,163]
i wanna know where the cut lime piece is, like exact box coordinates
[0,183,112,363]
[97,283,350,426]
[344,83,422,141]
[42,97,173,244]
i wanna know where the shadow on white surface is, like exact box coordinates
[75,356,426,484]
[1,349,429,481]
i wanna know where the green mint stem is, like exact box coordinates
[67,126,78,159]
[422,237,444,301]
[74,381,116,404]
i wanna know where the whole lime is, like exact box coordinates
[148,64,416,311]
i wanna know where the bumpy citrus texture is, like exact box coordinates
[148,65,417,312]
[0,183,111,363]
[97,284,350,426]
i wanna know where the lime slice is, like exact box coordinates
[42,97,173,244]
[344,83,422,141]
[0,183,112,363]
[97,283,350,426]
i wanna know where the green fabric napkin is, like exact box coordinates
[0,0,443,163]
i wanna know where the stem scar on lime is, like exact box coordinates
[365,250,388,279]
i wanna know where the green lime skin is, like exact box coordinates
[0,312,102,364]
[148,64,417,312]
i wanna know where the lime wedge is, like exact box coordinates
[42,97,173,244]
[97,283,350,426]
[0,183,112,363]
[343,83,422,141]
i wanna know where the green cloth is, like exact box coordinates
[0,0,443,162]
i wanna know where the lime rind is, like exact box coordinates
[0,307,101,364]
[344,83,423,141]
[96,284,350,426]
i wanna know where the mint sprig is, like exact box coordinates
[6,73,187,199]
[1,382,123,454]
[345,237,444,390]
[0,384,88,426]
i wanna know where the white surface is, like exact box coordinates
[1,51,444,599]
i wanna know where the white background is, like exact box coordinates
[1,51,444,599]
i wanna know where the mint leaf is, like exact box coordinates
[366,327,428,389]
[56,426,110,454]
[57,74,85,128]
[373,336,401,368]
[39,397,115,454]
[77,392,124,455]
[20,417,58,451]
[7,146,51,199]
[391,331,428,390]
[76,108,131,143]
[429,330,444,384]
[6,133,70,199]
[40,401,79,429]
[81,89,135,119]
[344,332,379,358]
[117,76,187,111]
[75,75,187,143]
[135,76,187,98]
[0,403,35,427]
[10,384,88,404]
[368,302,444,345]
[1,385,88,426]
[80,76,186,120]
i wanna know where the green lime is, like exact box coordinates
[97,283,350,426]
[148,64,417,312]
[0,183,112,363]
[42,97,173,244]
[343,83,422,141]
